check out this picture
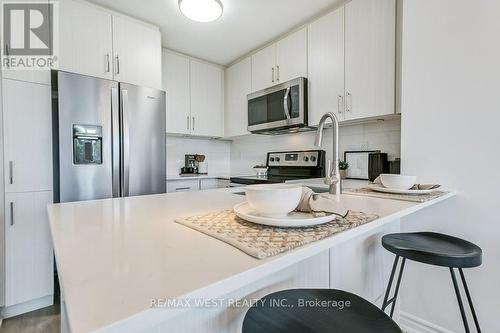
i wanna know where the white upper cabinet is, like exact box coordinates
[308,8,345,125]
[276,27,308,83]
[112,15,162,89]
[190,59,224,137]
[251,44,276,92]
[5,191,54,307]
[251,27,308,92]
[225,57,251,137]
[2,79,52,193]
[59,0,113,80]
[344,0,396,120]
[163,50,190,135]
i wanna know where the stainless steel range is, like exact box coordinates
[230,150,326,186]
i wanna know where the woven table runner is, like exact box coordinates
[175,210,379,259]
[345,188,449,203]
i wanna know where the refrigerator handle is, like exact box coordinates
[111,87,120,197]
[121,89,130,197]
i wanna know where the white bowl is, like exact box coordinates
[380,174,416,190]
[245,184,303,217]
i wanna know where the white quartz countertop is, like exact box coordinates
[47,185,455,333]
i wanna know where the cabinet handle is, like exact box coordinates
[9,161,13,184]
[10,202,14,226]
[186,116,190,131]
[176,187,190,191]
[192,117,195,132]
[115,55,120,75]
[272,67,275,83]
[346,92,352,113]
[276,65,280,82]
[4,44,10,68]
[337,95,343,114]
[105,53,110,73]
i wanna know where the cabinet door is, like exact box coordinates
[5,191,54,307]
[2,79,52,192]
[276,27,308,84]
[163,50,191,135]
[224,57,251,137]
[190,60,224,137]
[308,8,345,125]
[251,44,276,92]
[112,16,162,89]
[58,0,113,79]
[345,0,395,120]
[200,178,218,190]
[166,180,200,193]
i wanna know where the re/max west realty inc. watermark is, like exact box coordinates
[1,0,58,70]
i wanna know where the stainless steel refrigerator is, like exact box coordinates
[51,71,166,203]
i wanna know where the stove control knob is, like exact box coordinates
[275,157,281,162]
[270,157,275,162]
[303,156,309,162]
[310,156,317,162]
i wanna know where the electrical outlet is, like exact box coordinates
[360,142,369,150]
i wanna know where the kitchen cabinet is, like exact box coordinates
[2,79,52,193]
[200,178,218,190]
[224,57,251,137]
[112,15,162,89]
[4,191,53,307]
[308,7,345,126]
[251,27,308,92]
[163,50,191,135]
[57,0,161,89]
[189,59,224,137]
[58,0,113,80]
[344,0,396,120]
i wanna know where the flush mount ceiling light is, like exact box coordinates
[179,0,223,22]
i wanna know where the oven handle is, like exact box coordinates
[283,87,291,122]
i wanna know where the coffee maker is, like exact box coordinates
[180,154,198,175]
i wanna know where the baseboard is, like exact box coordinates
[400,311,456,333]
[0,295,54,319]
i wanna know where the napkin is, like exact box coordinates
[296,187,349,218]
[373,176,440,190]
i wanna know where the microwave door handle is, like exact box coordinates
[283,87,291,123]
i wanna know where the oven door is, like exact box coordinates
[247,77,307,133]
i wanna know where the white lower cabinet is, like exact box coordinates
[167,179,200,193]
[4,191,54,308]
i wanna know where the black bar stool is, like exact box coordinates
[381,232,482,333]
[242,289,402,333]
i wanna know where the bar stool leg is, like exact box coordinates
[382,255,406,318]
[450,268,470,333]
[459,268,481,332]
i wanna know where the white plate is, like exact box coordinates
[233,202,336,227]
[369,184,435,195]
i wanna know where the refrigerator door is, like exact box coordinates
[119,83,166,197]
[53,71,119,203]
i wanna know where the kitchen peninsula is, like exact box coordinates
[47,186,455,333]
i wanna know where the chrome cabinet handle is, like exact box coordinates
[337,95,343,114]
[276,65,280,82]
[192,117,195,132]
[346,92,352,113]
[10,202,14,226]
[186,116,190,131]
[4,44,10,68]
[272,67,275,83]
[115,55,120,75]
[283,87,291,122]
[175,187,190,191]
[9,161,13,184]
[106,53,110,73]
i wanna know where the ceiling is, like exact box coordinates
[88,0,342,66]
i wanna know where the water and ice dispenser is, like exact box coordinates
[72,125,103,165]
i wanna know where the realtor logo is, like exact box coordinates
[1,1,58,70]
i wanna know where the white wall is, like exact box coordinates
[231,119,401,175]
[166,136,231,177]
[399,1,500,332]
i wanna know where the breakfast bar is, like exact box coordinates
[47,186,455,333]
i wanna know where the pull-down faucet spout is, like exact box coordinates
[314,112,341,196]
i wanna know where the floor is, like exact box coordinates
[0,304,60,333]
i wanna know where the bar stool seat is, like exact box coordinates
[382,232,482,268]
[242,289,402,333]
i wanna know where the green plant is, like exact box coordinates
[339,161,349,170]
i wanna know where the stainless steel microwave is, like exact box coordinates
[247,77,313,134]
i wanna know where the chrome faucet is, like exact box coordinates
[314,112,341,196]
